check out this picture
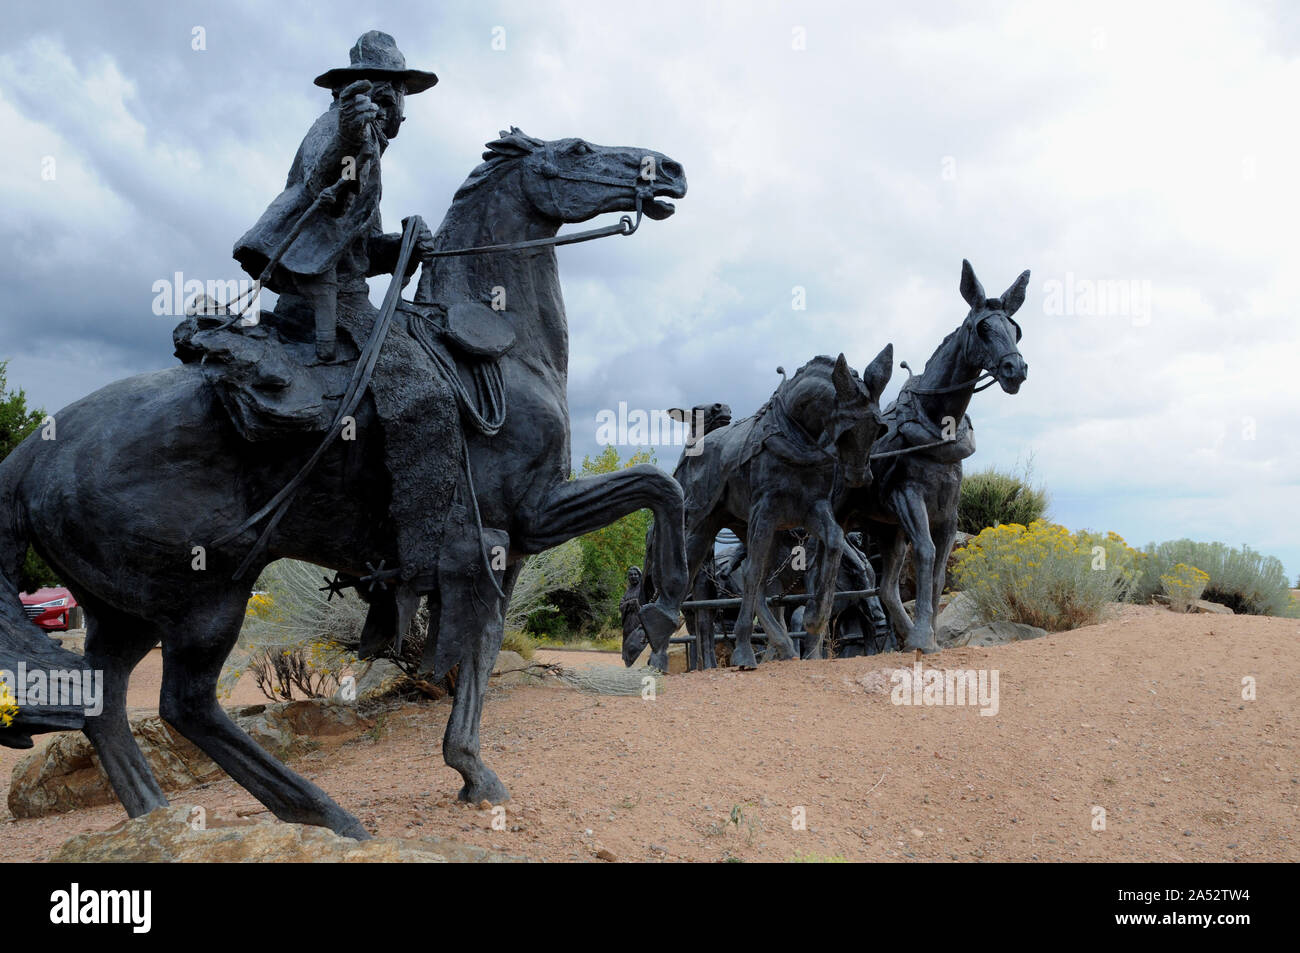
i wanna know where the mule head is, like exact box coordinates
[824,345,893,488]
[667,402,732,443]
[481,127,687,225]
[959,259,1030,394]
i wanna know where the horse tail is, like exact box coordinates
[0,473,88,748]
[640,520,659,601]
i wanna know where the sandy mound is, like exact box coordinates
[3,605,1295,862]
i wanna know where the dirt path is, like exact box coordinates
[3,606,1296,862]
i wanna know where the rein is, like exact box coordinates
[410,143,661,258]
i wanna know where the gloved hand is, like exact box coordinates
[403,216,438,260]
[338,80,378,145]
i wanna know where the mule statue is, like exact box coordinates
[641,350,892,670]
[845,260,1029,653]
[0,126,690,840]
[628,530,893,670]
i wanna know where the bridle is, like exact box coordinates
[868,310,1022,461]
[419,145,654,259]
[901,309,1021,396]
[426,145,655,258]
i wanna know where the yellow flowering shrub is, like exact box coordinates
[0,678,17,729]
[1160,562,1209,613]
[952,520,1140,632]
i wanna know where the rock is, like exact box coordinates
[935,592,984,646]
[52,804,526,863]
[956,621,1049,647]
[595,847,618,862]
[903,593,955,617]
[8,699,373,819]
[346,659,410,703]
[491,649,539,686]
[666,644,689,675]
[1193,599,1233,615]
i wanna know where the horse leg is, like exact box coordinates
[891,487,939,653]
[159,593,369,839]
[699,604,718,670]
[930,515,959,634]
[443,561,519,804]
[743,510,796,663]
[801,500,849,659]
[876,524,911,645]
[682,519,722,671]
[519,464,686,660]
[81,608,168,818]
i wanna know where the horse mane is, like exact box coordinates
[755,355,851,419]
[450,126,545,204]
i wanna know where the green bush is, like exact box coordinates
[957,464,1049,536]
[542,446,655,637]
[1133,540,1293,616]
[952,521,1141,632]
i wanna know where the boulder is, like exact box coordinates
[666,644,689,675]
[491,649,542,686]
[347,658,410,703]
[8,699,373,819]
[935,592,984,646]
[1193,599,1233,615]
[955,621,1049,647]
[52,804,526,863]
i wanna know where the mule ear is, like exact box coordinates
[862,343,893,403]
[831,353,858,399]
[1000,270,1031,315]
[960,259,986,310]
[666,407,690,423]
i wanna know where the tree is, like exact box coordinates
[0,360,61,592]
[534,446,656,636]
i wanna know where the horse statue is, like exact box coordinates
[845,260,1029,653]
[0,127,690,839]
[642,349,892,670]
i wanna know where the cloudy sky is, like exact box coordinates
[1,0,1297,578]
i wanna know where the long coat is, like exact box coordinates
[233,104,385,288]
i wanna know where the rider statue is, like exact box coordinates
[233,30,438,362]
[229,32,487,661]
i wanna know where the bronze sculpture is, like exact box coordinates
[846,261,1029,653]
[642,350,893,670]
[0,68,690,836]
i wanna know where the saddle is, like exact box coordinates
[172,296,515,443]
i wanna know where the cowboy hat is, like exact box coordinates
[313,31,438,94]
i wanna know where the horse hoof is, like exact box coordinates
[731,645,758,670]
[335,814,373,841]
[457,771,511,806]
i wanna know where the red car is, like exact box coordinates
[20,587,81,632]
